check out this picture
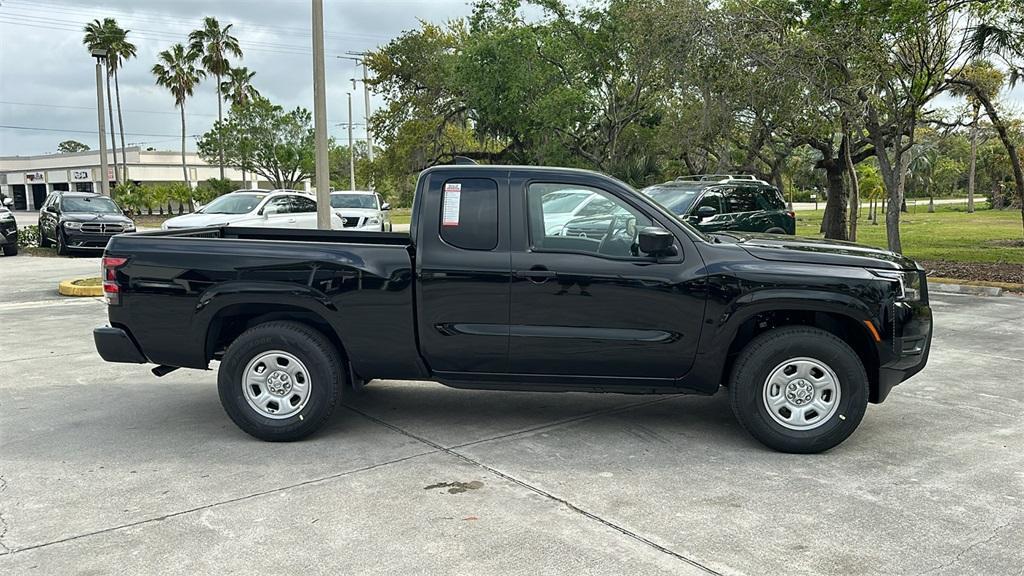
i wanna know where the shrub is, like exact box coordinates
[17,224,40,248]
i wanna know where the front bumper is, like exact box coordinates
[874,300,933,403]
[94,326,148,363]
[64,230,125,249]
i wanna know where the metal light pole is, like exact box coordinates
[347,93,355,191]
[92,48,110,196]
[311,0,332,230]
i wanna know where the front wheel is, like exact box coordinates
[39,224,50,248]
[218,321,343,441]
[2,244,17,256]
[729,326,868,453]
[56,230,69,256]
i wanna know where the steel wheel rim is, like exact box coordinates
[242,350,312,419]
[762,357,841,431]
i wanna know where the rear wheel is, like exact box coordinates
[2,244,17,256]
[764,227,786,234]
[729,326,868,453]
[218,321,343,441]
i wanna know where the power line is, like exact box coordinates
[0,124,194,138]
[4,0,396,42]
[0,100,219,118]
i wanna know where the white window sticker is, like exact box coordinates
[442,183,462,226]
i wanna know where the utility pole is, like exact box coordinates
[91,48,110,196]
[311,0,331,230]
[340,52,374,189]
[348,93,355,191]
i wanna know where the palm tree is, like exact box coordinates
[106,23,137,180]
[152,44,205,192]
[221,66,259,107]
[220,67,259,186]
[83,18,120,185]
[189,17,243,180]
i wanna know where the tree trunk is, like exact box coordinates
[844,129,860,242]
[114,66,129,181]
[180,105,190,189]
[821,162,849,240]
[951,79,1024,238]
[217,73,225,181]
[968,103,979,213]
[105,67,119,185]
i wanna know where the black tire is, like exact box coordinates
[729,326,869,454]
[218,321,343,441]
[56,230,69,256]
[39,225,50,248]
[2,243,18,256]
[764,227,786,234]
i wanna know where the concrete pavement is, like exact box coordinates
[0,253,1021,575]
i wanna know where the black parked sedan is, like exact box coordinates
[38,192,135,255]
[0,199,18,256]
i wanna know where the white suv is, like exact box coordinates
[162,190,344,230]
[330,190,393,231]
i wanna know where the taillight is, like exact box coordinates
[786,211,795,219]
[101,256,128,305]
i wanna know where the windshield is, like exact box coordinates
[62,196,121,214]
[330,194,377,209]
[199,193,267,214]
[642,186,702,215]
[542,191,593,214]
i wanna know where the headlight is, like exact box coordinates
[872,270,922,301]
[123,222,136,232]
[0,211,12,221]
[63,221,82,230]
[366,217,381,226]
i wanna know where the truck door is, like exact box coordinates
[415,171,511,373]
[508,177,706,380]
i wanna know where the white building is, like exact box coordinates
[0,147,258,211]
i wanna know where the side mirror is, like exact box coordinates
[2,198,12,207]
[380,202,391,211]
[262,205,278,217]
[696,205,718,220]
[638,226,676,257]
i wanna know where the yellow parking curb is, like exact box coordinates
[58,278,104,297]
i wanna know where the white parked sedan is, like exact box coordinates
[161,190,344,230]
[330,190,393,232]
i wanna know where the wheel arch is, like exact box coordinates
[715,296,883,403]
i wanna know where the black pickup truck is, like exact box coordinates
[94,165,932,453]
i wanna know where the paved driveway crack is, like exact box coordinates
[345,404,726,576]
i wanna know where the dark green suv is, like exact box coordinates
[642,175,795,235]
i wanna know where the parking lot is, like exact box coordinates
[1,254,1021,576]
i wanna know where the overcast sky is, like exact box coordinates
[0,0,477,156]
[1,0,1021,158]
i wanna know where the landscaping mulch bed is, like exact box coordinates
[920,260,1024,285]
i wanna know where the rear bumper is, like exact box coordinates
[94,326,148,363]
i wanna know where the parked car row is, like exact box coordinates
[162,189,392,232]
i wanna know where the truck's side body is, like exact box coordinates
[98,165,930,405]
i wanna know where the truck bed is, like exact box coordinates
[103,226,426,380]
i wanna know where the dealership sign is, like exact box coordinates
[71,169,92,182]
[25,172,44,182]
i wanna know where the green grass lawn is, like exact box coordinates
[389,208,412,225]
[795,203,1024,264]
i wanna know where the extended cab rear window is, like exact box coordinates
[439,178,498,251]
